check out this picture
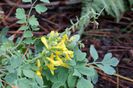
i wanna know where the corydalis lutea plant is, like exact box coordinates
[33,31,119,88]
[0,29,119,88]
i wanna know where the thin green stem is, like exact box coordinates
[28,0,38,18]
[12,35,24,50]
[14,0,38,49]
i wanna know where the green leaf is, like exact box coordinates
[73,69,81,77]
[23,69,35,78]
[77,77,93,88]
[17,67,22,77]
[70,35,80,42]
[23,31,33,38]
[74,48,86,61]
[17,78,31,88]
[67,74,77,88]
[22,0,32,3]
[35,4,47,14]
[68,59,76,66]
[17,19,27,24]
[0,80,2,88]
[68,35,80,49]
[4,73,17,84]
[102,53,119,66]
[52,82,62,88]
[15,8,26,19]
[97,64,116,75]
[40,0,50,3]
[89,70,98,84]
[57,68,68,84]
[19,25,29,30]
[23,38,35,44]
[109,57,119,66]
[28,15,39,26]
[102,53,112,63]
[0,27,9,43]
[6,66,15,73]
[90,45,98,61]
[35,76,44,87]
[32,28,40,31]
[77,66,95,76]
[10,55,23,69]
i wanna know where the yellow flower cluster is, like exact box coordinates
[40,31,74,75]
[36,59,42,78]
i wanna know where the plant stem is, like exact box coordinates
[86,64,133,83]
[28,0,38,18]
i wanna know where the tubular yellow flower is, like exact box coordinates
[55,41,67,51]
[55,51,62,56]
[56,56,69,68]
[63,50,74,60]
[36,59,42,78]
[41,36,49,49]
[46,54,61,66]
[50,31,59,37]
[62,34,68,42]
[47,63,56,75]
[41,31,74,75]
[36,70,42,78]
[37,59,41,67]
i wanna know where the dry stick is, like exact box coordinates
[2,0,21,27]
[116,68,120,88]
[114,74,133,83]
[5,0,21,20]
[98,71,126,88]
[5,0,81,8]
[22,46,30,59]
[8,31,45,35]
[87,64,133,84]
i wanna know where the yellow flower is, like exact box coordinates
[55,41,74,60]
[63,50,74,60]
[55,51,62,56]
[41,36,49,49]
[46,54,61,66]
[46,53,69,75]
[40,31,74,75]
[56,56,69,68]
[62,34,68,42]
[36,59,42,78]
[50,31,59,37]
[36,70,42,78]
[47,63,56,75]
[55,40,67,51]
[37,59,41,67]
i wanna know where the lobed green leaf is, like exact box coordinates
[35,4,47,14]
[77,77,93,88]
[90,45,98,61]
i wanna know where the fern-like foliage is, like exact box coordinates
[81,0,133,22]
[77,0,98,35]
[92,0,128,21]
[129,0,133,6]
[77,0,133,35]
